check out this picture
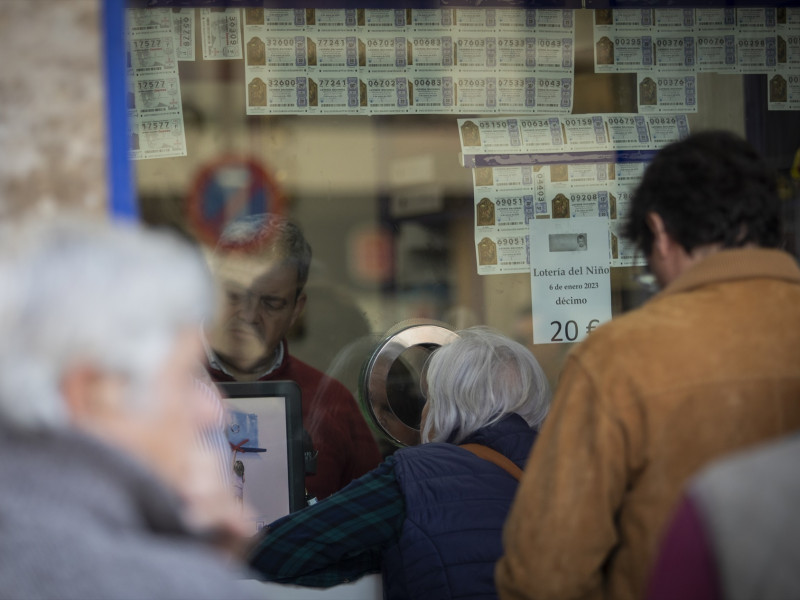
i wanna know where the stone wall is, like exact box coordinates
[0,0,106,219]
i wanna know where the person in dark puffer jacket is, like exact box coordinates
[248,327,551,600]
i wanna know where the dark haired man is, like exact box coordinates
[205,214,381,501]
[497,131,800,600]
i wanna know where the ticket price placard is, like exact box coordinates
[530,217,612,345]
[200,8,243,60]
[638,73,698,113]
[475,233,530,275]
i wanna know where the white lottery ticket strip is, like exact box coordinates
[461,113,690,275]
[173,8,195,61]
[127,8,187,160]
[201,8,243,60]
[591,8,800,111]
[243,7,575,115]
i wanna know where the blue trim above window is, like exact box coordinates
[103,0,138,221]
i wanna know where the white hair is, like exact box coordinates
[420,327,551,444]
[0,217,214,429]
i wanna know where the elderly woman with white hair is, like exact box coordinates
[248,327,551,600]
[0,218,261,599]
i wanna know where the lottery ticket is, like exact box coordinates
[472,165,537,190]
[459,118,520,152]
[736,8,778,32]
[654,9,695,32]
[362,35,409,71]
[261,34,309,69]
[496,77,536,112]
[696,34,737,72]
[645,114,691,146]
[495,36,529,70]
[307,73,360,114]
[696,9,736,31]
[608,221,644,266]
[561,115,611,151]
[496,9,536,31]
[594,9,653,31]
[528,35,574,71]
[408,35,454,70]
[128,8,172,35]
[736,33,778,73]
[455,76,497,112]
[638,73,698,113]
[519,117,566,152]
[613,161,647,183]
[242,8,266,33]
[263,9,307,30]
[475,233,530,275]
[200,8,242,60]
[411,9,455,31]
[410,75,455,113]
[767,70,800,110]
[454,36,496,69]
[131,74,182,116]
[360,76,410,114]
[312,9,358,31]
[308,35,359,70]
[653,35,696,70]
[246,75,309,114]
[172,9,195,61]
[531,76,573,113]
[474,190,535,232]
[604,114,651,149]
[532,10,574,33]
[131,115,186,159]
[129,34,177,74]
[455,9,497,31]
[594,33,654,73]
[777,31,800,70]
[363,9,409,31]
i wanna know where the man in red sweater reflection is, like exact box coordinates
[204,214,381,501]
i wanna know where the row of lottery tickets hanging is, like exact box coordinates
[126,7,246,159]
[457,113,692,275]
[242,7,576,115]
[593,7,800,112]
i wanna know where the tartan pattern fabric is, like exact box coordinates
[248,457,404,587]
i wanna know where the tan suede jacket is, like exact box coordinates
[496,248,800,600]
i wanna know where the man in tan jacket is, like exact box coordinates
[496,131,800,600]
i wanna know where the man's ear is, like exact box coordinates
[60,366,121,424]
[290,292,307,327]
[645,212,671,257]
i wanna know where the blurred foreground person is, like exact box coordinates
[249,328,551,600]
[0,219,261,599]
[497,131,800,600]
[647,433,800,600]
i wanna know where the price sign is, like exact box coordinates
[530,217,612,345]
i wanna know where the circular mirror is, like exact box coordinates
[360,324,459,448]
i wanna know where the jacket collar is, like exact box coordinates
[202,335,286,381]
[656,248,800,299]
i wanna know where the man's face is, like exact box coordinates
[207,253,305,373]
